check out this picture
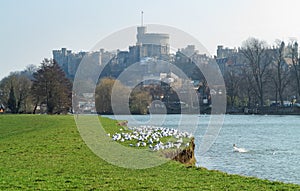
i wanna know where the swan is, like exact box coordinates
[233,144,247,153]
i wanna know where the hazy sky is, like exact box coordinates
[1,0,300,79]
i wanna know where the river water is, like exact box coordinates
[104,114,300,184]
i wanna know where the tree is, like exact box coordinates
[224,67,240,107]
[129,89,152,114]
[95,78,152,114]
[95,78,130,114]
[22,64,37,80]
[240,38,272,106]
[7,85,17,113]
[291,41,300,97]
[270,41,290,106]
[0,72,33,113]
[239,64,256,107]
[32,59,72,114]
[95,78,116,114]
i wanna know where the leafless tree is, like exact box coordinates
[270,41,290,106]
[239,64,256,107]
[0,72,32,113]
[290,41,300,97]
[240,38,273,106]
[224,67,240,107]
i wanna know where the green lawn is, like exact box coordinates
[0,115,299,190]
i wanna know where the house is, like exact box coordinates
[0,104,5,113]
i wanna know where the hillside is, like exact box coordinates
[0,115,299,190]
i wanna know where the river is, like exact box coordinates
[103,114,300,184]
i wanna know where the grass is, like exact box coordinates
[0,114,299,190]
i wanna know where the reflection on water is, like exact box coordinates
[104,114,300,184]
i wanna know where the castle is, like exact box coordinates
[53,24,171,79]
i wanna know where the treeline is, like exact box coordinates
[95,78,152,115]
[0,59,71,114]
[0,59,168,115]
[224,38,300,108]
[0,58,174,115]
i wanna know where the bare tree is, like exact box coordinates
[290,41,300,97]
[0,73,32,113]
[224,67,240,107]
[270,41,290,106]
[240,38,273,106]
[240,64,256,107]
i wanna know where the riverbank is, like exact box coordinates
[226,106,300,115]
[0,115,299,190]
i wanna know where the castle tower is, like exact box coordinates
[137,11,146,45]
[137,26,146,45]
[135,11,170,58]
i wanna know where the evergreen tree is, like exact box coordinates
[32,59,72,114]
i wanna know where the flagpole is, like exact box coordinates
[141,11,144,26]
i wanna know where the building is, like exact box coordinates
[0,103,5,113]
[127,25,170,62]
[53,48,87,79]
[180,45,197,57]
[53,48,115,79]
[136,26,170,59]
[216,45,237,58]
[215,45,244,75]
[52,24,171,80]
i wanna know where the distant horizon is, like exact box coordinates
[1,0,300,79]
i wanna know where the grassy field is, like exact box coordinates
[0,115,299,190]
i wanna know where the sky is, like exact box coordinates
[1,0,300,80]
